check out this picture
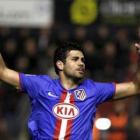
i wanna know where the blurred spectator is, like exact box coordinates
[82,40,102,79]
[125,42,138,82]
[23,37,38,74]
[17,28,32,51]
[128,115,140,140]
[38,28,51,54]
[94,25,110,51]
[2,83,21,140]
[73,26,88,45]
[106,101,128,140]
[18,28,31,39]
[0,82,11,140]
[0,27,11,48]
[129,42,139,63]
[55,29,71,45]
[102,41,117,82]
[38,43,58,78]
[125,63,137,82]
[15,55,30,73]
[2,38,18,69]
[127,94,140,140]
[0,108,11,140]
[115,28,130,70]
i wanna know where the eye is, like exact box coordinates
[72,57,78,61]
[82,58,85,63]
[72,58,77,61]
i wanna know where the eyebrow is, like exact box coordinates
[71,56,84,59]
[71,56,85,62]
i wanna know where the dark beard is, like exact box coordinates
[65,73,83,83]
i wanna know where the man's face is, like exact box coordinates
[63,50,85,81]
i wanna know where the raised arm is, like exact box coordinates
[0,53,19,89]
[113,28,140,100]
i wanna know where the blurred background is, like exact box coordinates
[0,0,140,139]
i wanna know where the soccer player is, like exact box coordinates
[0,33,140,140]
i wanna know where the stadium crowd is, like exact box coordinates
[0,25,140,140]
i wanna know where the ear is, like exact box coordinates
[56,60,64,71]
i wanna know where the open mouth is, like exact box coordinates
[77,68,84,74]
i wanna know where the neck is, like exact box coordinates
[59,75,79,90]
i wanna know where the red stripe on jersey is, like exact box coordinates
[53,90,67,140]
[53,119,62,140]
[65,93,75,140]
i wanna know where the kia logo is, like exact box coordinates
[53,103,79,120]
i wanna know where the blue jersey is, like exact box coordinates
[19,73,115,140]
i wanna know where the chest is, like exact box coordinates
[35,87,97,119]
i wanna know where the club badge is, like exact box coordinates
[74,89,86,101]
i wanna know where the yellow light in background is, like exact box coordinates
[70,0,98,25]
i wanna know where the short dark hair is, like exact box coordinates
[53,42,84,75]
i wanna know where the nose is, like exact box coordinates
[79,60,85,67]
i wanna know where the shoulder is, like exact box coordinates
[20,73,54,83]
[82,79,96,88]
[82,79,114,89]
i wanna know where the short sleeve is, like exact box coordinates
[19,73,51,99]
[94,82,116,105]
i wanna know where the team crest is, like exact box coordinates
[74,89,86,101]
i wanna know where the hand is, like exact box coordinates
[135,28,140,54]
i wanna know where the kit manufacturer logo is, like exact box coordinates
[48,92,58,98]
